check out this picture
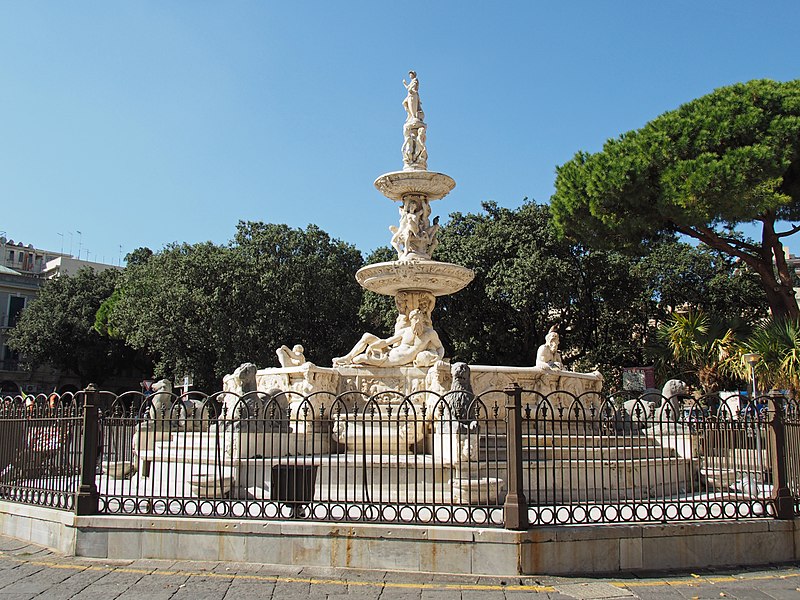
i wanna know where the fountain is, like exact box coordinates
[255,70,603,434]
[121,73,697,508]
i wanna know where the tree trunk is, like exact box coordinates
[680,222,800,320]
[732,253,799,320]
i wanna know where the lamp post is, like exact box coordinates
[741,352,763,486]
[742,353,760,402]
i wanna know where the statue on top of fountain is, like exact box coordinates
[402,70,427,171]
[333,291,444,368]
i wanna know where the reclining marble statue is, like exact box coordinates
[334,308,443,368]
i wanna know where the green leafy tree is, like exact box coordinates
[124,247,153,267]
[359,201,768,385]
[633,239,768,325]
[551,79,800,318]
[427,201,653,373]
[357,246,398,338]
[110,222,364,391]
[8,268,142,386]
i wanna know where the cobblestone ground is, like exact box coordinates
[0,535,798,599]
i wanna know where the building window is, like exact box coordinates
[7,297,25,328]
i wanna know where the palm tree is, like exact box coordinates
[656,310,745,394]
[741,318,800,397]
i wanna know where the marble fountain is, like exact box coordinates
[121,72,694,510]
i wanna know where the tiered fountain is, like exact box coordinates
[248,71,603,450]
[129,73,693,505]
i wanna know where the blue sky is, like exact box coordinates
[2,2,799,264]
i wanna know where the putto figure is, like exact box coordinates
[276,344,306,367]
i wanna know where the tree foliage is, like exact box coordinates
[357,245,398,338]
[633,239,767,324]
[357,201,768,385]
[430,201,646,369]
[551,79,800,318]
[7,268,143,386]
[110,222,364,391]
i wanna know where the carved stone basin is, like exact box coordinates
[356,260,474,296]
[373,171,456,201]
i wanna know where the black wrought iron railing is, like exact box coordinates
[0,386,796,529]
[0,394,83,511]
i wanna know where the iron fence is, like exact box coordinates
[0,385,797,530]
[0,393,83,511]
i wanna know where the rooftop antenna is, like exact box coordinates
[77,231,82,260]
[57,233,64,255]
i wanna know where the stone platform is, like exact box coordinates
[2,502,798,575]
[256,361,603,416]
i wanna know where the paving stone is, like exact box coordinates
[211,560,264,574]
[710,588,775,599]
[668,582,714,599]
[764,589,800,600]
[629,586,686,599]
[127,558,178,570]
[31,566,110,600]
[555,581,635,599]
[420,590,462,600]
[0,563,47,587]
[169,575,234,598]
[170,559,220,572]
[306,582,354,597]
[68,571,147,600]
[115,574,192,600]
[274,579,311,595]
[223,578,276,599]
[0,539,28,552]
[378,590,422,600]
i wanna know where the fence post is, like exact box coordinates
[75,384,100,516]
[503,383,528,530]
[767,393,794,520]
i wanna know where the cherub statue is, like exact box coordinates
[389,197,424,256]
[276,344,307,367]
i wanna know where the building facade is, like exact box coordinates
[0,236,126,396]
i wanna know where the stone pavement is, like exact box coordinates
[0,534,798,599]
